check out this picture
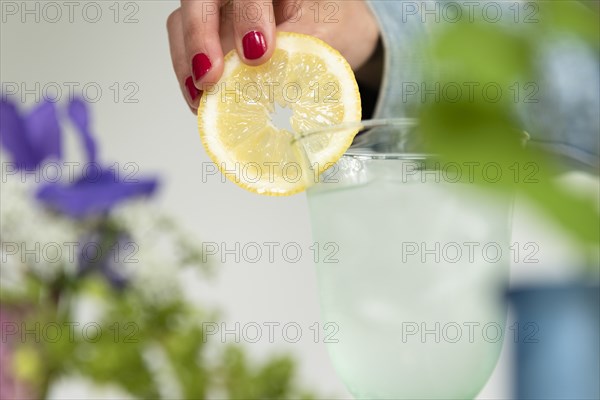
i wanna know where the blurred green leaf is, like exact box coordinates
[219,346,312,399]
[431,20,534,89]
[162,324,208,398]
[538,0,600,48]
[419,0,600,261]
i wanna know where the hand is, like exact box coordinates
[167,0,380,113]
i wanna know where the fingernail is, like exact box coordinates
[185,76,200,101]
[242,31,267,60]
[192,53,212,81]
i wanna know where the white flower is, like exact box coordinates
[1,177,81,287]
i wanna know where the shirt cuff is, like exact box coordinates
[365,0,428,119]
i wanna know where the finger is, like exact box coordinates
[180,0,225,89]
[277,1,379,70]
[273,0,302,24]
[167,8,201,112]
[232,0,276,64]
[276,0,320,37]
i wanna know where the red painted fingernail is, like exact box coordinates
[192,53,212,81]
[185,76,200,101]
[242,31,267,60]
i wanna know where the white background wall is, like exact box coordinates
[1,1,597,399]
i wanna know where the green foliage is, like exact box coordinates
[2,212,316,399]
[219,346,314,400]
[431,20,534,88]
[418,0,600,265]
[537,0,600,48]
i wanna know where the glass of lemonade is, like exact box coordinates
[305,119,513,399]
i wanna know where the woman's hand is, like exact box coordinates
[167,0,380,112]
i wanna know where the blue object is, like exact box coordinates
[0,99,61,169]
[508,284,600,399]
[34,98,158,218]
[36,168,158,218]
[0,98,159,219]
[67,97,98,163]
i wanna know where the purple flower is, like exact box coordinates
[0,99,61,170]
[29,97,159,218]
[36,168,158,218]
[68,97,97,163]
[1,97,159,217]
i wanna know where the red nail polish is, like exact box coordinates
[242,31,267,60]
[185,76,200,101]
[192,53,212,81]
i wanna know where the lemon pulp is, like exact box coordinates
[198,32,361,195]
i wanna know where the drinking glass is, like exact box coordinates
[305,119,512,399]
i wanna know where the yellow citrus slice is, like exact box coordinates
[198,32,361,196]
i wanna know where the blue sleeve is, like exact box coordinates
[365,0,428,119]
[520,39,599,170]
[365,0,599,170]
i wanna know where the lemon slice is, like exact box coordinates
[198,32,361,196]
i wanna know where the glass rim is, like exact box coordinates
[294,118,531,159]
[295,118,424,160]
[294,118,421,158]
[294,118,416,140]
